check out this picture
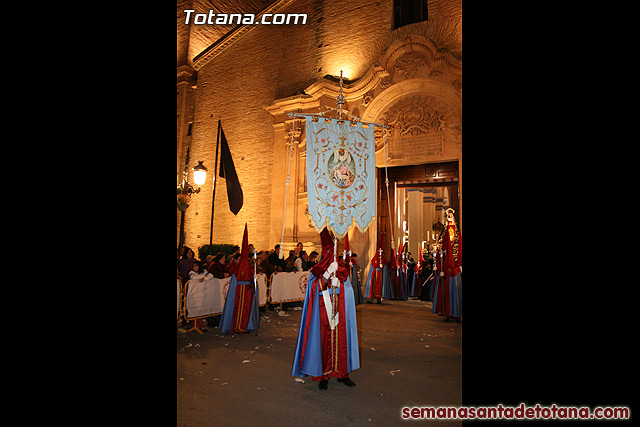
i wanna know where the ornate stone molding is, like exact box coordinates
[303,65,390,102]
[177,65,195,84]
[380,34,462,78]
[193,0,298,71]
[382,94,450,138]
[263,94,319,117]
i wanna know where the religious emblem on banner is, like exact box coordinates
[305,116,376,238]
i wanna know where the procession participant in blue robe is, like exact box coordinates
[291,228,360,390]
[350,254,364,305]
[419,251,433,301]
[396,244,408,301]
[364,238,388,304]
[407,256,418,297]
[220,224,259,334]
[342,234,363,305]
[382,247,397,300]
[412,249,424,297]
[432,208,462,322]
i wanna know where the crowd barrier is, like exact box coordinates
[177,278,183,321]
[177,271,313,333]
[269,271,309,304]
[178,274,267,334]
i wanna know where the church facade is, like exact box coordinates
[177,0,462,263]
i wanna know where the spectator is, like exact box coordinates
[209,252,230,279]
[228,253,241,276]
[204,254,214,272]
[295,250,306,272]
[189,260,212,332]
[307,251,319,270]
[268,244,286,272]
[190,260,212,282]
[285,250,296,272]
[301,251,311,271]
[179,247,195,285]
[226,245,240,265]
[177,246,185,270]
[258,250,275,277]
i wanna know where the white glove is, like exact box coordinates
[331,276,340,288]
[323,261,339,279]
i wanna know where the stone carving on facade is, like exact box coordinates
[394,52,426,79]
[375,94,459,161]
[380,77,391,90]
[382,95,449,138]
[285,123,303,145]
[304,205,314,228]
[362,90,374,107]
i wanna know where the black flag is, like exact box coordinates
[218,122,243,215]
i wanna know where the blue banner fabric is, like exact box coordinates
[305,117,376,238]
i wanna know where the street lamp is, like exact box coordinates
[192,161,208,187]
[177,147,207,247]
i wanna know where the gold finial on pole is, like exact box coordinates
[336,70,345,120]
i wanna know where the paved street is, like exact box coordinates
[177,299,462,426]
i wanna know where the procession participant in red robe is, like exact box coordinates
[220,224,259,334]
[291,228,360,390]
[432,209,462,322]
[397,242,409,300]
[384,247,399,300]
[411,246,424,296]
[364,237,386,303]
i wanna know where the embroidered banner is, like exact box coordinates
[305,117,376,238]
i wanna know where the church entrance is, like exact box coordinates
[376,161,459,259]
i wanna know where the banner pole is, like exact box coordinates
[209,118,221,254]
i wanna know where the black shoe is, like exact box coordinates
[319,379,328,390]
[337,377,356,387]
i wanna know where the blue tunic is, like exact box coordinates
[219,276,259,334]
[291,272,360,377]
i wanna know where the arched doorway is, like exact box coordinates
[265,34,461,265]
[363,35,462,260]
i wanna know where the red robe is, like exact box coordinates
[366,251,385,299]
[231,281,254,334]
[230,244,255,334]
[304,274,350,381]
[433,223,461,318]
[220,223,258,335]
[387,250,399,298]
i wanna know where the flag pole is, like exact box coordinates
[209,117,221,255]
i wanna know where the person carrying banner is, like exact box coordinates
[291,228,359,390]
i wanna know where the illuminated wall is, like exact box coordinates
[177,0,461,254]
